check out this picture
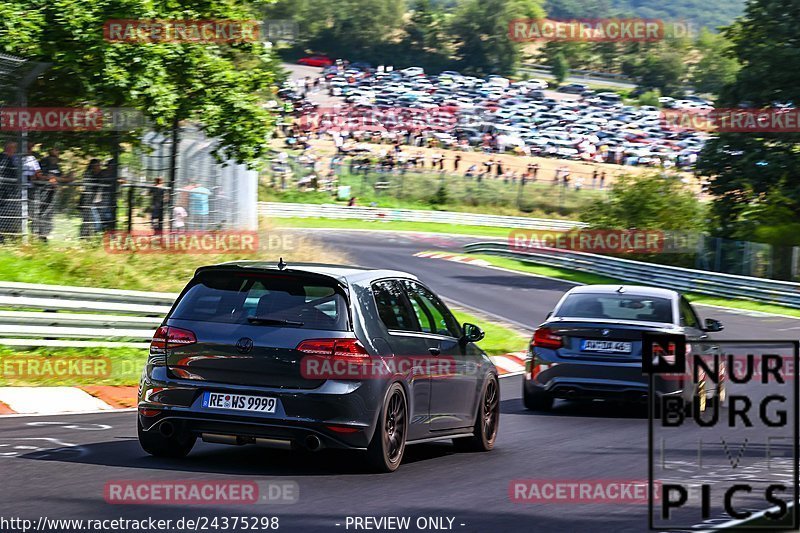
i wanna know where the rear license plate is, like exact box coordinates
[202,392,277,413]
[581,340,632,353]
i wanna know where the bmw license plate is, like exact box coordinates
[581,340,632,353]
[203,392,277,413]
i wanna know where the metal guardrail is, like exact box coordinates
[4,236,800,347]
[464,242,800,308]
[0,281,177,348]
[259,202,587,231]
[520,63,637,85]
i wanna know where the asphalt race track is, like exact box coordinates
[1,229,798,533]
[304,229,800,340]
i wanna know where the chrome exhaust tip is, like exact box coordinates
[201,433,241,445]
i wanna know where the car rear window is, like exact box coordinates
[555,293,673,323]
[170,270,350,330]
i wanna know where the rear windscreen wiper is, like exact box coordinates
[247,316,304,327]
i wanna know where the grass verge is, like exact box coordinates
[0,346,146,387]
[272,216,513,238]
[0,228,344,293]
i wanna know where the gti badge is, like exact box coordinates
[236,337,254,354]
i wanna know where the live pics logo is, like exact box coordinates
[644,335,800,530]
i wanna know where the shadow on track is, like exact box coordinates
[500,397,650,420]
[18,437,462,477]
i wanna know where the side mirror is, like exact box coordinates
[704,318,724,332]
[546,311,552,319]
[462,323,485,343]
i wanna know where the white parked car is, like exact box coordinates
[400,66,425,77]
[486,75,511,88]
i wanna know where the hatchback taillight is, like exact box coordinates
[296,338,369,361]
[532,327,563,350]
[150,326,197,355]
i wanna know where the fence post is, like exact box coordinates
[126,185,134,233]
[165,119,180,232]
[793,247,800,281]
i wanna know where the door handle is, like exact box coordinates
[428,347,441,356]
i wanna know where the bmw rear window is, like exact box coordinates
[169,270,350,330]
[555,293,673,323]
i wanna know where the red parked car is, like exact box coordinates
[297,55,334,67]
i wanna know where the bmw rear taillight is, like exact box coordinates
[296,338,369,361]
[150,326,197,355]
[532,327,563,350]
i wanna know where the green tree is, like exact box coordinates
[637,88,661,107]
[580,174,706,231]
[304,0,405,62]
[549,52,569,85]
[628,49,687,97]
[406,0,446,52]
[696,0,800,241]
[691,29,740,95]
[449,0,544,76]
[0,0,278,164]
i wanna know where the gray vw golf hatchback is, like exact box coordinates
[138,261,499,472]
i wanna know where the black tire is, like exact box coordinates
[454,375,500,452]
[365,383,408,473]
[523,386,553,411]
[138,419,196,458]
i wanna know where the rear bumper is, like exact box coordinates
[139,411,370,450]
[524,350,692,402]
[523,377,685,403]
[138,365,383,449]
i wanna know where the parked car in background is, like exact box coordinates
[297,55,334,67]
[400,66,425,77]
[558,83,590,95]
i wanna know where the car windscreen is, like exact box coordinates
[554,293,673,323]
[169,270,350,330]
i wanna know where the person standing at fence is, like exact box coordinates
[35,148,64,242]
[101,158,121,230]
[19,151,42,238]
[151,177,166,233]
[79,159,104,237]
[188,182,211,230]
[529,162,539,181]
